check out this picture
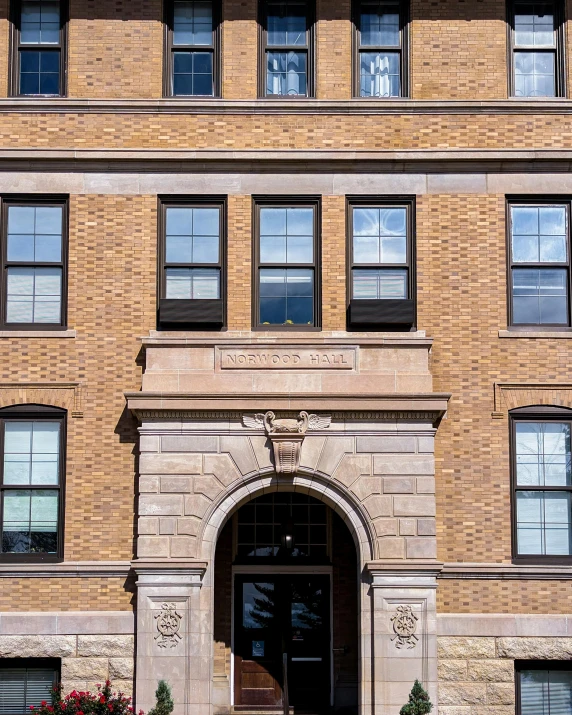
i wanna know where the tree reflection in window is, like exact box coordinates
[243,582,276,628]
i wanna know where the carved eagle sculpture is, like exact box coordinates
[243,411,331,433]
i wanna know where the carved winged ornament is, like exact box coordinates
[243,411,332,474]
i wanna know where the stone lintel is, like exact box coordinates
[133,559,207,586]
[367,560,443,587]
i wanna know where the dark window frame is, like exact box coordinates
[0,195,68,331]
[258,0,316,99]
[510,405,572,564]
[252,195,321,331]
[507,0,566,98]
[506,196,572,330]
[352,0,409,98]
[515,659,572,714]
[346,195,416,330]
[0,404,66,564]
[163,0,222,98]
[157,195,227,330]
[9,0,68,98]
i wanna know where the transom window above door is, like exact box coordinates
[508,201,571,328]
[234,493,329,562]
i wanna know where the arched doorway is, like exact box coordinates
[213,491,359,714]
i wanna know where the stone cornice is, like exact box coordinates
[0,97,571,115]
[441,562,572,580]
[0,561,132,577]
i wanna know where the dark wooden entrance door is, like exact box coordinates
[234,574,330,712]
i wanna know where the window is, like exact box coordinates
[260,0,314,97]
[511,408,572,560]
[234,493,329,562]
[516,661,572,714]
[347,197,415,327]
[508,200,571,327]
[353,0,408,98]
[509,0,565,97]
[0,659,59,715]
[11,0,66,97]
[158,197,225,327]
[0,405,65,562]
[1,198,67,329]
[253,198,320,328]
[165,0,220,97]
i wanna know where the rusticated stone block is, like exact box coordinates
[467,659,514,682]
[438,659,468,681]
[108,658,134,680]
[363,495,392,519]
[439,683,487,705]
[177,517,201,536]
[77,635,134,658]
[194,476,224,500]
[393,495,436,517]
[332,454,370,488]
[62,657,109,680]
[486,682,514,705]
[170,536,197,558]
[437,708,471,715]
[438,638,496,660]
[139,494,184,516]
[184,494,212,519]
[373,518,398,537]
[496,637,572,659]
[0,635,76,658]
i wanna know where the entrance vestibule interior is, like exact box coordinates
[214,492,359,714]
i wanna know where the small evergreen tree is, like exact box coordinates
[399,680,433,715]
[147,681,174,715]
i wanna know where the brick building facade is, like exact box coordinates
[0,1,571,715]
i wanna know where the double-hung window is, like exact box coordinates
[254,198,320,328]
[1,199,67,330]
[348,198,415,327]
[354,0,408,98]
[508,200,571,327]
[165,0,220,97]
[261,0,314,97]
[159,198,225,327]
[511,408,572,560]
[0,659,59,714]
[0,406,65,562]
[11,0,66,96]
[509,0,565,97]
[516,661,572,714]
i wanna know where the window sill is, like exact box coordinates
[0,329,76,338]
[499,329,572,338]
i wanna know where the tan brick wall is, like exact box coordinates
[321,195,346,330]
[68,1,163,98]
[222,0,258,99]
[0,578,133,611]
[437,580,572,614]
[410,0,507,99]
[316,0,351,100]
[226,195,252,328]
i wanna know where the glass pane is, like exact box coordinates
[267,51,307,95]
[353,207,407,264]
[243,583,275,628]
[2,489,58,554]
[352,268,407,299]
[291,582,323,630]
[514,51,555,97]
[4,421,60,486]
[267,0,306,46]
[173,51,213,96]
[165,267,220,299]
[512,205,568,264]
[7,205,62,262]
[512,268,568,324]
[166,207,219,263]
[360,51,400,97]
[360,1,400,46]
[6,267,62,324]
[19,49,60,95]
[173,0,213,45]
[260,207,313,264]
[21,0,60,44]
[516,422,572,487]
[514,2,556,47]
[259,268,313,325]
[516,490,571,555]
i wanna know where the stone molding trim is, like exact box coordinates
[0,330,76,338]
[0,611,134,635]
[0,382,84,418]
[492,382,572,418]
[0,98,571,115]
[438,614,572,637]
[499,329,572,338]
[0,561,131,577]
[440,562,572,580]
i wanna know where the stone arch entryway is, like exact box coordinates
[212,488,360,714]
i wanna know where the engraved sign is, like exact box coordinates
[220,347,355,370]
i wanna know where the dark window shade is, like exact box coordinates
[0,666,57,715]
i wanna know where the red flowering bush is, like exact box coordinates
[29,681,142,715]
